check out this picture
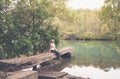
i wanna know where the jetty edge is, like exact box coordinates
[0,47,74,79]
[0,47,74,72]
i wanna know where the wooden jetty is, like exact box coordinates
[0,47,90,79]
[0,47,74,72]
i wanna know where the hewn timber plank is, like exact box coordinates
[0,47,74,72]
[6,71,38,79]
[0,71,7,79]
[39,71,68,79]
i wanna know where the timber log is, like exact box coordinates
[0,47,74,72]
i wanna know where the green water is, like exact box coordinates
[59,40,120,79]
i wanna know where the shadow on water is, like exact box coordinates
[37,58,73,72]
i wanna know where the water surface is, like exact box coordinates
[59,41,120,79]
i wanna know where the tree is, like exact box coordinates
[0,0,60,59]
[99,0,120,39]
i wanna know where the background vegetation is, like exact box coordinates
[0,0,120,59]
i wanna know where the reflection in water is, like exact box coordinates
[62,65,120,79]
[58,41,120,79]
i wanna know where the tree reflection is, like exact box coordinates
[59,41,120,70]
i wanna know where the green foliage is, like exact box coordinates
[99,0,120,39]
[2,0,120,59]
[58,9,104,40]
[0,0,60,59]
[80,32,96,40]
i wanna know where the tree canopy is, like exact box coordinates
[99,0,120,39]
[0,0,65,59]
[0,0,120,59]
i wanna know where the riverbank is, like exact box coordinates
[64,37,117,41]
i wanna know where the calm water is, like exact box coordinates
[59,40,120,79]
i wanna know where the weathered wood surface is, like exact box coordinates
[39,71,89,79]
[39,71,68,79]
[6,71,38,79]
[0,47,74,72]
[0,71,7,79]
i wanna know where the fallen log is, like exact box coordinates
[0,71,7,79]
[0,47,74,72]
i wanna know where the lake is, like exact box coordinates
[59,40,120,79]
